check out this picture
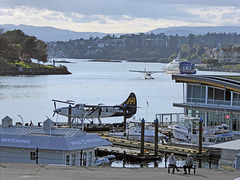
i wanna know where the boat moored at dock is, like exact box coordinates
[168,116,234,146]
[109,120,167,143]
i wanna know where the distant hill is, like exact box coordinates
[148,26,240,36]
[0,24,107,42]
[1,24,240,42]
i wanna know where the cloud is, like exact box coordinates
[0,0,240,33]
[187,6,240,25]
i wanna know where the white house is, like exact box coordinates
[209,139,240,169]
[0,116,111,166]
[209,139,240,161]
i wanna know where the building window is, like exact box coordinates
[233,92,240,106]
[208,87,214,103]
[187,84,205,103]
[83,152,87,166]
[30,152,36,160]
[88,152,93,166]
[66,155,70,165]
[72,154,76,166]
[208,87,231,105]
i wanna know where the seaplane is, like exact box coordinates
[129,68,163,79]
[52,92,137,126]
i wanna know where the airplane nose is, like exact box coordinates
[53,109,61,117]
[54,109,61,114]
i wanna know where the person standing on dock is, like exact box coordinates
[168,153,179,174]
[183,154,193,174]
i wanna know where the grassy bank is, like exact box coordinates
[0,59,71,75]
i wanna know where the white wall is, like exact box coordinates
[0,147,96,166]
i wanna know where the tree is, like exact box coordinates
[202,58,219,65]
[35,40,48,63]
[21,36,38,62]
[196,46,205,57]
[0,30,48,63]
[180,44,191,58]
[5,44,21,61]
[0,36,9,58]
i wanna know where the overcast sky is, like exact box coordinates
[1,0,240,33]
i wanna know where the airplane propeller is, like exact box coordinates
[52,101,57,117]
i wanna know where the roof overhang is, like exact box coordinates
[208,139,240,150]
[172,75,240,93]
[0,133,112,151]
[173,103,240,113]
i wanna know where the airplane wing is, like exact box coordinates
[147,70,164,74]
[129,70,146,73]
[129,70,163,74]
[52,99,75,105]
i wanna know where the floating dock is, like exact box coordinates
[97,133,209,161]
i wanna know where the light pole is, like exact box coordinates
[18,115,24,126]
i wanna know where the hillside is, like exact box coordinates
[0,24,107,42]
[1,24,240,42]
[148,26,240,36]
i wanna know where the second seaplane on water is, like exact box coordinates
[52,92,137,126]
[129,68,163,79]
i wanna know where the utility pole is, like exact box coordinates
[68,105,72,128]
[154,118,159,157]
[123,103,127,131]
[140,118,145,158]
[199,117,203,155]
[36,148,39,164]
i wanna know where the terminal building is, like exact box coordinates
[0,116,111,166]
[171,75,240,138]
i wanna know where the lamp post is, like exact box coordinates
[199,117,203,155]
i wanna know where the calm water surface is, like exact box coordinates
[0,59,237,125]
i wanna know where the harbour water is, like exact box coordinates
[0,59,238,125]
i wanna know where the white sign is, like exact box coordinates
[1,138,31,144]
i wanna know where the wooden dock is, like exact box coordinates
[97,133,209,160]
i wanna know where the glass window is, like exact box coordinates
[83,153,87,166]
[30,152,35,160]
[208,87,213,99]
[215,89,224,100]
[88,152,93,166]
[187,85,206,103]
[225,90,231,101]
[187,85,192,102]
[72,154,76,166]
[66,155,70,165]
[193,86,201,98]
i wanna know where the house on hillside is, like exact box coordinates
[214,46,240,63]
[0,116,111,166]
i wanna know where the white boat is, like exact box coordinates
[168,117,234,146]
[109,121,167,143]
[163,55,196,74]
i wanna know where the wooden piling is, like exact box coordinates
[140,118,145,158]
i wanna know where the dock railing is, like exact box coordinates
[155,113,185,129]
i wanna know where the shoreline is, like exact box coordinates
[0,66,71,76]
[89,59,240,73]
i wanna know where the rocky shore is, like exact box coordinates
[0,66,71,76]
[197,66,240,73]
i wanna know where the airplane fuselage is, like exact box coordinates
[53,92,137,120]
[55,105,130,119]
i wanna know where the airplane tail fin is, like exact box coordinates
[121,92,137,118]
